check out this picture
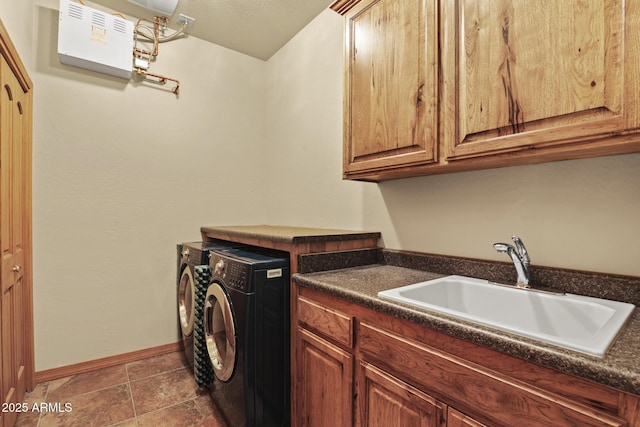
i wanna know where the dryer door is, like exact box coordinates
[178,267,195,337]
[204,282,237,382]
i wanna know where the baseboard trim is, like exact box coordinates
[35,341,183,384]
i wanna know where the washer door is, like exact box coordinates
[178,267,195,337]
[204,282,236,382]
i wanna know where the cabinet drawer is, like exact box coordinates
[358,321,626,427]
[297,295,354,348]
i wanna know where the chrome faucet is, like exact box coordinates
[493,236,531,288]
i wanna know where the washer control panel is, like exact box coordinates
[209,248,288,294]
[210,253,250,292]
[225,261,250,291]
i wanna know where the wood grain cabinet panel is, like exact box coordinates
[357,361,446,427]
[441,0,635,161]
[292,285,639,427]
[332,0,640,181]
[358,320,627,427]
[342,0,438,177]
[297,295,353,348]
[295,327,353,427]
[447,408,486,427]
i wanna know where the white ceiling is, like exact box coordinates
[89,0,336,60]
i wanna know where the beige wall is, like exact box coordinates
[2,3,639,372]
[0,0,34,68]
[264,9,365,230]
[370,154,640,275]
[4,1,268,371]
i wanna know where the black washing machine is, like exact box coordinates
[204,248,290,427]
[176,240,244,385]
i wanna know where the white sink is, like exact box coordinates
[378,275,635,357]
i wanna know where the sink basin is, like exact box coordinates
[377,275,635,357]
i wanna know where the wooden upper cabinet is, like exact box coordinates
[342,0,438,177]
[441,0,636,161]
[333,0,640,181]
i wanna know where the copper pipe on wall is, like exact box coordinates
[134,19,158,58]
[132,16,179,95]
[134,47,153,58]
[134,68,180,95]
[134,16,168,58]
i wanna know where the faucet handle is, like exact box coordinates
[511,236,530,266]
[493,243,512,253]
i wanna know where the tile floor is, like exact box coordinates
[15,351,228,427]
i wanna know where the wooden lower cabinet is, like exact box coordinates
[357,361,446,427]
[293,285,638,427]
[447,408,486,427]
[296,327,353,427]
[295,323,482,427]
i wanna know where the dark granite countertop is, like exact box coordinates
[293,264,640,396]
[200,225,381,245]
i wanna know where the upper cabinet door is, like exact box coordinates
[334,0,640,180]
[441,0,636,161]
[343,0,438,178]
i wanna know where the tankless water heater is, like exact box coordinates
[127,0,179,16]
[57,0,134,80]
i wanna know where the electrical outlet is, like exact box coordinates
[177,14,195,27]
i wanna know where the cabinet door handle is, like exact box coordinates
[12,265,21,272]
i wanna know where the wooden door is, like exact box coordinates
[441,0,637,161]
[295,327,353,427]
[343,0,438,177]
[356,361,446,427]
[0,51,28,426]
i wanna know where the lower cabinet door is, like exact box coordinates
[296,327,354,427]
[447,408,487,427]
[357,361,446,427]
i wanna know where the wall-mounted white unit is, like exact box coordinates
[127,0,179,16]
[58,0,134,80]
